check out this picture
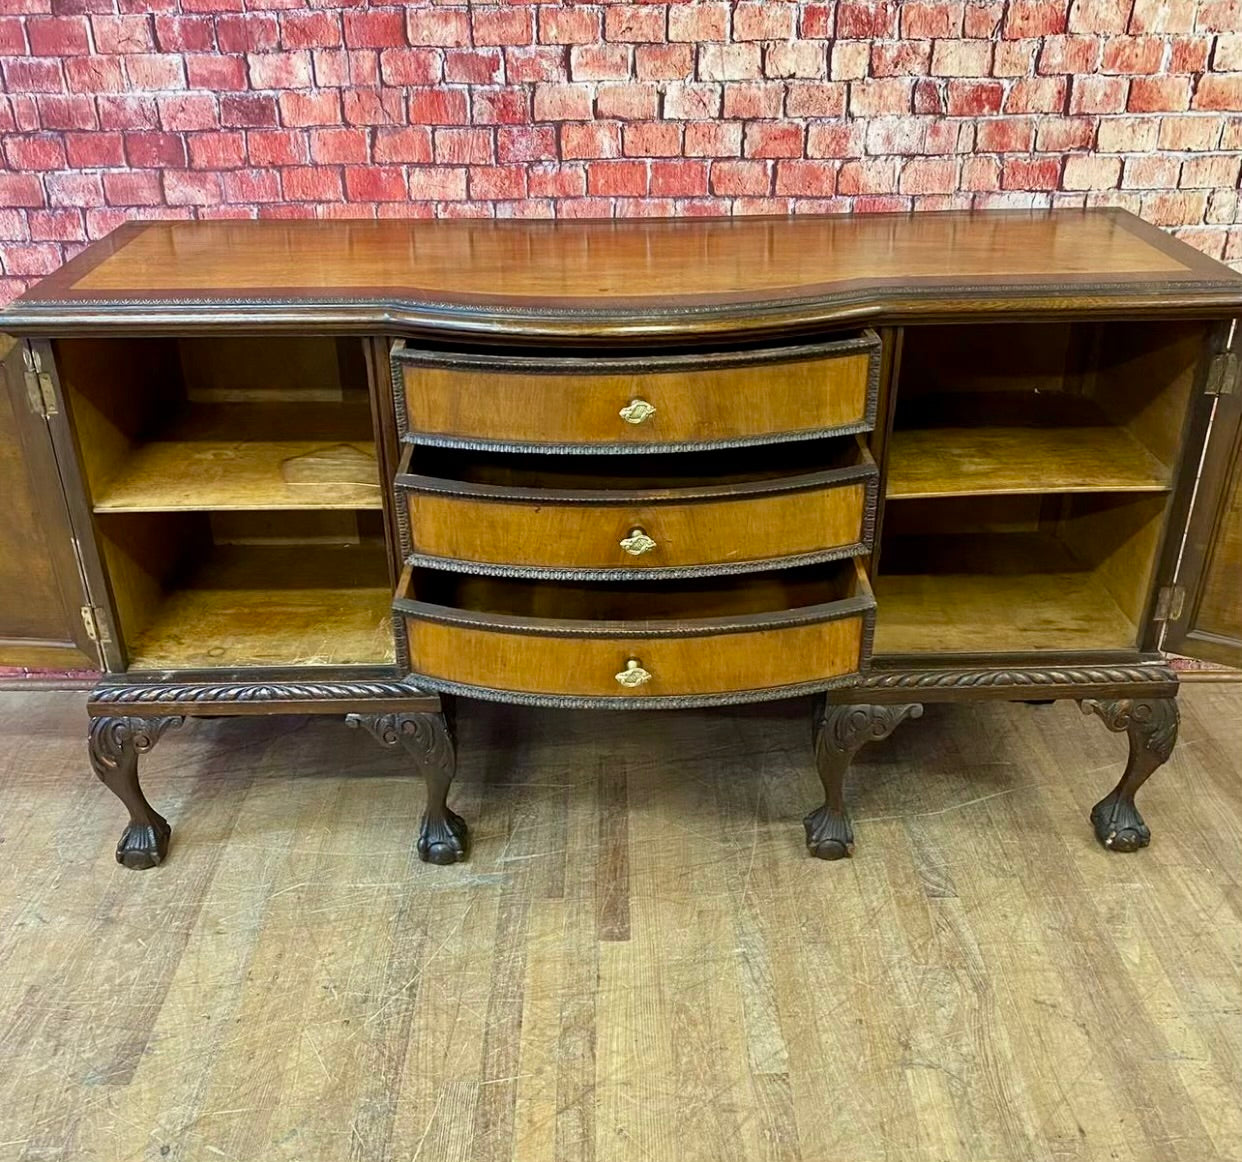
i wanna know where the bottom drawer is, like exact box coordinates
[395,561,874,707]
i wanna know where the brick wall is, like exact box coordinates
[2,1,1241,303]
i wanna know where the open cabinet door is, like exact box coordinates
[1162,321,1242,671]
[0,335,99,670]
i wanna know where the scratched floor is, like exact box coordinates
[1,686,1241,1162]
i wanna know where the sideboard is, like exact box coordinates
[2,210,1240,868]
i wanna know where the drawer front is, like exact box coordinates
[395,333,879,451]
[403,474,874,575]
[405,616,867,702]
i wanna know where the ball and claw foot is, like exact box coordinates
[419,806,469,865]
[115,816,172,869]
[803,804,854,861]
[1080,696,1177,855]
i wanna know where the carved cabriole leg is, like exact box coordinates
[347,710,466,864]
[1080,696,1179,853]
[88,716,184,870]
[805,700,923,860]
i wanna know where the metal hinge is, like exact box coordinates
[1205,350,1238,396]
[21,346,58,416]
[80,605,100,643]
[1154,585,1186,622]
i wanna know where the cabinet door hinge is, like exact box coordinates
[79,604,112,646]
[1154,585,1186,623]
[21,346,59,417]
[1205,350,1238,396]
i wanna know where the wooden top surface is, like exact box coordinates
[6,209,1240,339]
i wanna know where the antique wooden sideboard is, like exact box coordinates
[2,210,1240,868]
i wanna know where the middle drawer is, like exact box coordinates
[396,437,878,577]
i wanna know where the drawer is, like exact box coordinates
[393,331,880,452]
[395,561,874,707]
[396,437,878,577]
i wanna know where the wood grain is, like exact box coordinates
[401,350,873,448]
[3,684,1242,1161]
[1196,448,1242,648]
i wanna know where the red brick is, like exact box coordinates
[831,41,870,80]
[220,93,279,128]
[1063,155,1121,188]
[571,44,632,81]
[1096,116,1158,151]
[698,44,761,81]
[766,42,826,79]
[36,95,99,131]
[368,127,427,163]
[863,116,925,153]
[596,83,658,119]
[280,12,340,49]
[162,170,221,205]
[1068,0,1133,31]
[282,165,343,201]
[379,48,441,86]
[0,174,46,209]
[1069,74,1129,112]
[1002,156,1062,188]
[1005,76,1068,112]
[279,91,342,126]
[723,83,783,119]
[913,79,946,112]
[343,10,405,49]
[187,55,247,91]
[64,57,126,93]
[221,169,280,203]
[434,127,493,164]
[976,117,1035,151]
[102,170,163,206]
[963,2,1004,36]
[248,51,312,89]
[216,13,278,53]
[871,42,932,76]
[540,6,603,44]
[1129,75,1191,111]
[1159,115,1223,150]
[91,15,155,53]
[64,131,125,168]
[1170,36,1211,72]
[775,159,837,196]
[668,3,728,41]
[187,131,245,168]
[1122,155,1179,188]
[474,88,531,125]
[734,3,795,40]
[158,94,218,131]
[604,5,667,42]
[154,16,215,52]
[786,82,847,117]
[531,83,592,121]
[1005,0,1067,36]
[587,159,648,195]
[0,17,25,55]
[98,95,159,130]
[1036,117,1096,150]
[407,8,469,47]
[837,2,897,37]
[124,53,187,90]
[339,166,402,201]
[124,130,187,167]
[407,167,468,200]
[1142,191,1207,225]
[1037,36,1100,73]
[899,157,958,194]
[994,41,1038,74]
[472,7,533,45]
[498,126,557,162]
[1194,75,1242,111]
[408,88,469,124]
[925,120,974,153]
[504,46,566,83]
[635,44,693,80]
[849,77,914,115]
[1196,1,1242,31]
[1101,36,1163,73]
[2,58,66,92]
[27,16,90,55]
[1128,0,1194,30]
[249,129,308,165]
[5,135,66,171]
[469,165,527,200]
[901,1,963,37]
[744,122,804,158]
[684,121,742,155]
[962,155,1001,190]
[529,163,586,197]
[837,158,900,194]
[930,39,992,75]
[3,242,64,276]
[710,159,770,194]
[946,79,1003,115]
[624,121,681,156]
[561,122,623,158]
[800,4,836,36]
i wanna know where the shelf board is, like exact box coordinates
[886,425,1171,500]
[873,532,1140,655]
[126,544,394,670]
[93,403,383,513]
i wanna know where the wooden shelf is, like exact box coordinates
[873,534,1139,655]
[886,426,1171,500]
[92,403,382,513]
[126,544,394,670]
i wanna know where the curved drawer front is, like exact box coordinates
[394,332,879,451]
[401,463,876,576]
[395,563,873,706]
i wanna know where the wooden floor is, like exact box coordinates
[1,685,1241,1162]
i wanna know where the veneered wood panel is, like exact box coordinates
[401,350,873,448]
[0,336,95,668]
[1197,463,1242,648]
[406,480,868,571]
[405,615,865,699]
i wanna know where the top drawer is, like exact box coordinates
[393,331,880,452]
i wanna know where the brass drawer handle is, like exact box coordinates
[615,658,652,688]
[620,527,657,556]
[619,398,656,424]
